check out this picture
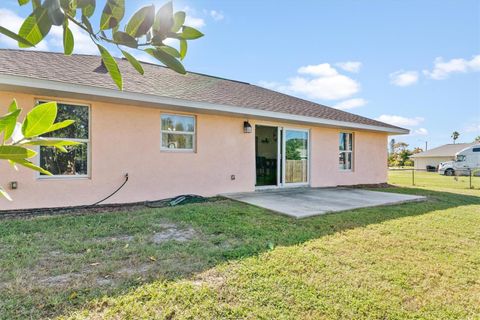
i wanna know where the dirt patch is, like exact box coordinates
[39,273,82,286]
[96,277,114,286]
[116,263,152,277]
[92,234,134,243]
[152,225,197,243]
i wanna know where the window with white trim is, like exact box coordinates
[161,114,195,151]
[38,102,90,177]
[339,132,353,170]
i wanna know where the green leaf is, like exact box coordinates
[97,44,123,89]
[56,145,69,153]
[113,31,138,48]
[21,101,57,138]
[60,0,77,16]
[45,0,65,26]
[18,0,30,5]
[81,15,94,33]
[0,146,36,160]
[24,138,82,147]
[153,1,173,38]
[10,159,52,176]
[125,5,155,37]
[63,24,74,55]
[0,109,21,142]
[171,11,185,33]
[100,0,125,30]
[78,0,96,18]
[181,26,204,40]
[159,45,180,58]
[150,34,164,46]
[121,50,144,75]
[0,186,12,201]
[8,99,19,113]
[0,26,35,47]
[145,48,186,74]
[179,39,187,60]
[31,0,41,9]
[3,99,21,142]
[18,7,53,48]
[44,120,75,134]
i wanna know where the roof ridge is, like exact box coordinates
[0,49,252,85]
[0,48,103,58]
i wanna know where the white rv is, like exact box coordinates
[438,144,480,176]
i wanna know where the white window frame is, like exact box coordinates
[339,132,354,171]
[35,99,91,179]
[160,114,196,152]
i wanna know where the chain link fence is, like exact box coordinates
[388,168,480,190]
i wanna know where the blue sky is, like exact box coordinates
[1,0,479,149]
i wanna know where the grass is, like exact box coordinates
[0,187,479,319]
[388,169,480,196]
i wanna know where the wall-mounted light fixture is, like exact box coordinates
[243,121,252,133]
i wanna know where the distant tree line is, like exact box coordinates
[388,139,422,167]
[388,133,480,168]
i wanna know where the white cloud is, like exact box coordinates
[260,62,361,101]
[389,70,419,86]
[48,24,98,55]
[66,25,98,54]
[298,63,338,77]
[185,16,205,28]
[183,6,206,28]
[289,75,359,100]
[375,115,424,127]
[336,61,362,73]
[414,128,429,136]
[333,98,367,110]
[465,123,480,133]
[210,10,224,21]
[0,8,97,54]
[423,54,480,80]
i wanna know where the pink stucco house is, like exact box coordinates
[0,50,407,211]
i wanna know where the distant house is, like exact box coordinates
[0,50,408,210]
[411,143,476,170]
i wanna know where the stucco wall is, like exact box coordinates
[310,126,388,186]
[0,91,388,210]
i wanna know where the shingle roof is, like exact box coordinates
[0,49,404,131]
[411,143,477,158]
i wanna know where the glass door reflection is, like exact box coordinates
[284,129,309,184]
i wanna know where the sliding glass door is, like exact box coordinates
[255,126,309,188]
[283,129,309,184]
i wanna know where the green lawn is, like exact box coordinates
[388,169,480,196]
[0,187,479,319]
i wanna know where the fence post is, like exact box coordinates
[470,169,472,189]
[412,169,415,186]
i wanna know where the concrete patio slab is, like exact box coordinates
[223,187,426,218]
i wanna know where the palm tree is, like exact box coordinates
[451,131,460,144]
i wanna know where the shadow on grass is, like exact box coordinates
[0,187,478,319]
